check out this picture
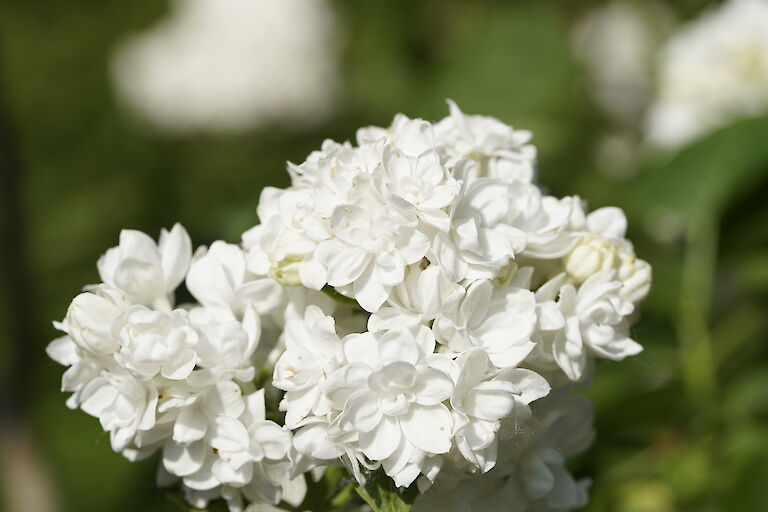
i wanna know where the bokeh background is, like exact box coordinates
[1,0,768,511]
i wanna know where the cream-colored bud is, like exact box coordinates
[563,234,618,283]
[269,255,303,286]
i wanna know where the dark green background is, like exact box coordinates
[1,1,767,511]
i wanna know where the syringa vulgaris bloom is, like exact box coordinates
[48,102,650,512]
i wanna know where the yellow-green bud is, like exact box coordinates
[269,255,303,286]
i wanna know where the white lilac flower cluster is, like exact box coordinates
[111,0,340,134]
[48,102,651,511]
[46,226,314,511]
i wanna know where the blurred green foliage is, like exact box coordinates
[1,1,767,511]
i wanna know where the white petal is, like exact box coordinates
[250,421,291,460]
[359,415,401,461]
[46,336,78,366]
[212,457,252,486]
[340,390,382,433]
[326,247,371,287]
[353,265,390,312]
[462,380,519,421]
[161,351,197,380]
[343,333,379,365]
[159,223,192,291]
[282,387,319,428]
[368,362,417,394]
[183,461,219,491]
[587,207,627,239]
[210,416,250,453]
[497,368,550,405]
[399,404,452,454]
[378,329,419,364]
[486,341,536,368]
[537,301,565,331]
[244,389,267,423]
[554,330,586,381]
[173,406,208,443]
[281,474,308,508]
[299,259,328,290]
[367,308,421,332]
[293,423,343,460]
[413,367,453,405]
[163,440,205,477]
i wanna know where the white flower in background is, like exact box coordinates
[647,0,768,148]
[97,223,191,310]
[573,1,673,179]
[111,0,341,134]
[573,1,673,126]
[49,103,651,511]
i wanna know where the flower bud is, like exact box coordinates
[66,286,127,354]
[563,234,618,283]
[269,255,302,286]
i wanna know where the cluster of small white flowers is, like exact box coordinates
[49,102,651,511]
[250,102,651,505]
[111,0,341,134]
[46,225,310,511]
[647,0,768,148]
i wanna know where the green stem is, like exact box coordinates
[321,285,360,307]
[354,469,418,512]
[678,214,718,408]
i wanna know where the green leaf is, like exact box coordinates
[297,464,360,512]
[354,469,419,512]
[626,116,768,228]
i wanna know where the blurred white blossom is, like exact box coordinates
[647,0,768,148]
[111,0,341,134]
[574,1,673,127]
